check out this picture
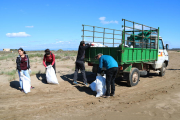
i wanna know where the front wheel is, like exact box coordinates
[159,63,166,76]
[127,68,140,87]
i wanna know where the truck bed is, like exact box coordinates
[85,46,158,65]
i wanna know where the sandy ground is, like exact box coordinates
[0,51,180,120]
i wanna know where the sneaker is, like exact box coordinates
[31,86,35,89]
[84,83,89,86]
[105,96,110,98]
[73,81,78,85]
[110,93,115,96]
[20,89,24,92]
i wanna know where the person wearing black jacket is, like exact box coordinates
[16,48,34,92]
[73,41,91,86]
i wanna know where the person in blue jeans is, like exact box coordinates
[16,48,34,92]
[96,53,118,98]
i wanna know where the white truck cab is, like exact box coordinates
[150,36,169,76]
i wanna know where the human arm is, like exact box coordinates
[16,57,21,71]
[98,57,103,73]
[27,55,30,69]
[43,55,47,67]
[83,44,91,50]
[51,54,55,66]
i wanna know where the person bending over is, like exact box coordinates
[43,49,56,73]
[96,53,118,98]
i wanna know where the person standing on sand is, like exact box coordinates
[16,48,34,92]
[96,53,118,98]
[73,41,91,86]
[43,49,56,73]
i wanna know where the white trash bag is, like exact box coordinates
[46,65,59,84]
[90,80,96,92]
[20,75,31,94]
[95,74,106,97]
[90,42,106,47]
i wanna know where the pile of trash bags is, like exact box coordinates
[46,65,59,84]
[90,74,106,97]
[89,42,106,47]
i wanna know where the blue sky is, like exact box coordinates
[0,0,180,50]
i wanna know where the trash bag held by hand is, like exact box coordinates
[95,74,106,97]
[20,75,31,94]
[90,80,97,92]
[46,65,59,84]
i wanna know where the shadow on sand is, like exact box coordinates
[167,69,180,70]
[10,80,20,90]
[60,72,128,96]
[36,73,48,84]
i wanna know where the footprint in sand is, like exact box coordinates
[149,111,156,116]
[163,113,171,119]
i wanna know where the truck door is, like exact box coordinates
[156,39,165,69]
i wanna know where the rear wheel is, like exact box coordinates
[127,68,140,87]
[159,63,166,76]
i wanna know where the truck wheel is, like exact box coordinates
[159,63,166,77]
[127,68,140,87]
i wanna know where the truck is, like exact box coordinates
[83,19,169,87]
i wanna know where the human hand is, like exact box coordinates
[100,71,104,76]
[29,69,32,74]
[20,71,24,76]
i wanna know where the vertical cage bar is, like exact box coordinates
[113,29,115,47]
[124,19,125,46]
[133,22,135,48]
[82,24,84,41]
[150,27,151,51]
[103,28,105,45]
[93,26,95,42]
[157,27,159,61]
[142,24,144,50]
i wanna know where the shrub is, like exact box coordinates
[55,55,62,59]
[28,53,44,58]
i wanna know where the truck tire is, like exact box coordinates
[127,68,140,87]
[159,63,166,77]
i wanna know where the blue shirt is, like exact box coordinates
[98,55,118,72]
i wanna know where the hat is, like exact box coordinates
[95,53,103,59]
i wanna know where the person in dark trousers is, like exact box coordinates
[73,41,91,86]
[96,53,118,98]
[16,48,34,92]
[43,49,56,73]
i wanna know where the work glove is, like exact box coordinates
[100,71,105,76]
[49,65,52,67]
[28,69,32,74]
[97,73,101,76]
[20,71,24,76]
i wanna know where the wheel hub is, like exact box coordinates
[132,72,138,83]
[163,67,166,73]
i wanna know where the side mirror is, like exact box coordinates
[166,44,169,50]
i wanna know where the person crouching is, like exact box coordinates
[43,49,56,73]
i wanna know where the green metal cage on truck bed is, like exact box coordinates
[82,19,167,87]
[83,19,159,66]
